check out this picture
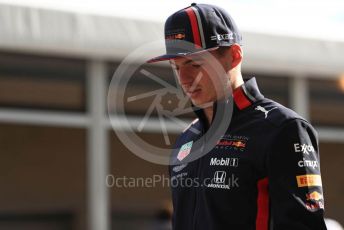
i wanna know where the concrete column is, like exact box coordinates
[290,75,309,120]
[86,60,110,230]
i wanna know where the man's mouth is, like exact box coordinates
[186,88,201,97]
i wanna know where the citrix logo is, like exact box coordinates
[294,143,315,155]
[298,158,318,169]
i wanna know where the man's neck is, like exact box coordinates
[203,106,214,127]
[203,74,244,126]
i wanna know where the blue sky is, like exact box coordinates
[1,0,344,41]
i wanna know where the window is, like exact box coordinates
[244,74,290,107]
[108,62,194,118]
[0,123,86,230]
[109,131,173,229]
[0,52,86,111]
[309,78,344,127]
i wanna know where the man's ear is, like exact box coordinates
[230,44,243,68]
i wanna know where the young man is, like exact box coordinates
[147,3,327,230]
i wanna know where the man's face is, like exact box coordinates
[170,50,231,107]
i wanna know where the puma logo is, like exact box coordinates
[255,106,277,118]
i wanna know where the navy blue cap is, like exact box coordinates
[147,3,242,63]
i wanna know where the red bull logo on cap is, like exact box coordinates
[166,33,186,40]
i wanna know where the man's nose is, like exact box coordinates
[178,66,199,85]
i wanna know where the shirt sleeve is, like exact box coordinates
[268,119,327,230]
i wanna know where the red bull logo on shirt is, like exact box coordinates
[216,139,246,151]
[306,191,323,201]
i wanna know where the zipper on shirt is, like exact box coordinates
[192,126,206,230]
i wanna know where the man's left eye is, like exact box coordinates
[192,64,202,68]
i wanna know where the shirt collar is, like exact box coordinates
[233,77,264,110]
[193,77,264,125]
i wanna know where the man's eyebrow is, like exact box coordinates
[183,59,193,65]
[176,58,203,67]
[170,57,204,68]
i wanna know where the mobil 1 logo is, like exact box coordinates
[210,157,239,167]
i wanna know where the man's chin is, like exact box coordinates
[191,99,214,108]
